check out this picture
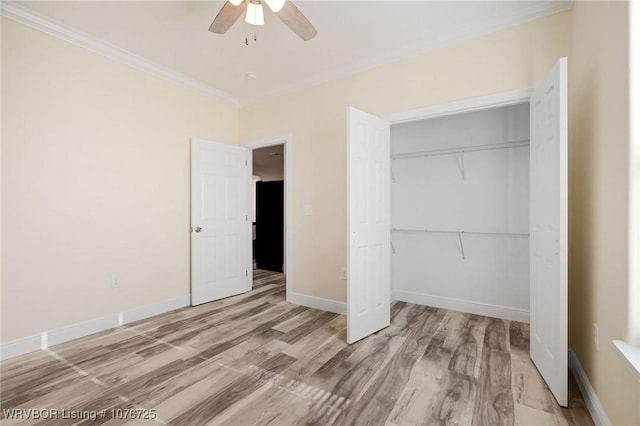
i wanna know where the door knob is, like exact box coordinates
[194,227,202,233]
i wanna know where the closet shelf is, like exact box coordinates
[391,139,529,160]
[392,228,529,238]
[391,228,528,259]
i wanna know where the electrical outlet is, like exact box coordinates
[340,267,347,280]
[303,204,313,216]
[111,274,121,288]
[593,323,599,351]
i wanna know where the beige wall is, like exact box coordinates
[1,18,238,341]
[570,2,640,425]
[240,11,572,302]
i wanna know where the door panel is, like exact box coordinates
[529,58,568,406]
[347,107,391,344]
[191,139,251,305]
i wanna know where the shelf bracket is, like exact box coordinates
[390,164,396,184]
[390,240,396,254]
[457,232,466,260]
[458,151,465,180]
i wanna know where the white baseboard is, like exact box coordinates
[393,289,529,323]
[287,292,346,315]
[568,349,611,426]
[1,295,190,361]
[123,295,191,324]
[47,314,120,348]
[0,334,42,361]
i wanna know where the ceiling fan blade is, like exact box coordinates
[209,0,248,34]
[276,1,317,41]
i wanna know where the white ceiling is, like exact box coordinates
[5,1,572,105]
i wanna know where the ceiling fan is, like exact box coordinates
[208,0,317,41]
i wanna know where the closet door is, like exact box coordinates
[347,107,391,344]
[530,57,568,406]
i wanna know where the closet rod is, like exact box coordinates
[391,139,529,160]
[392,228,529,238]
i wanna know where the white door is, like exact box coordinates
[529,57,568,406]
[347,107,391,344]
[191,138,252,306]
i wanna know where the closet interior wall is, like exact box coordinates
[390,103,531,322]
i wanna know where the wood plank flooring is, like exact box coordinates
[1,270,593,425]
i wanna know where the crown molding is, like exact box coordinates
[238,0,573,107]
[1,0,572,108]
[0,1,239,106]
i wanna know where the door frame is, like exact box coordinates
[243,134,293,300]
[386,88,533,124]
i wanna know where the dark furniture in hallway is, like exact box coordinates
[255,180,284,272]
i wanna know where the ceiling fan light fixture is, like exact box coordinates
[209,0,316,41]
[264,0,286,13]
[245,2,264,26]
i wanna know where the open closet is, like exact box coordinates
[346,55,568,409]
[390,104,530,322]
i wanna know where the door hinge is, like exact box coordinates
[246,214,248,221]
[245,159,248,166]
[246,270,248,277]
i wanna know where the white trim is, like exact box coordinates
[246,149,255,291]
[0,295,190,361]
[628,0,640,347]
[239,2,570,106]
[243,135,293,302]
[394,290,529,323]
[123,294,190,325]
[613,340,640,377]
[568,349,612,426]
[243,134,292,150]
[0,2,238,106]
[46,314,119,348]
[288,292,346,315]
[0,334,42,361]
[387,88,533,124]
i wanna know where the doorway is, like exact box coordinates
[244,136,292,298]
[253,145,284,273]
[390,102,531,323]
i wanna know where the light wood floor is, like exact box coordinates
[1,270,592,425]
